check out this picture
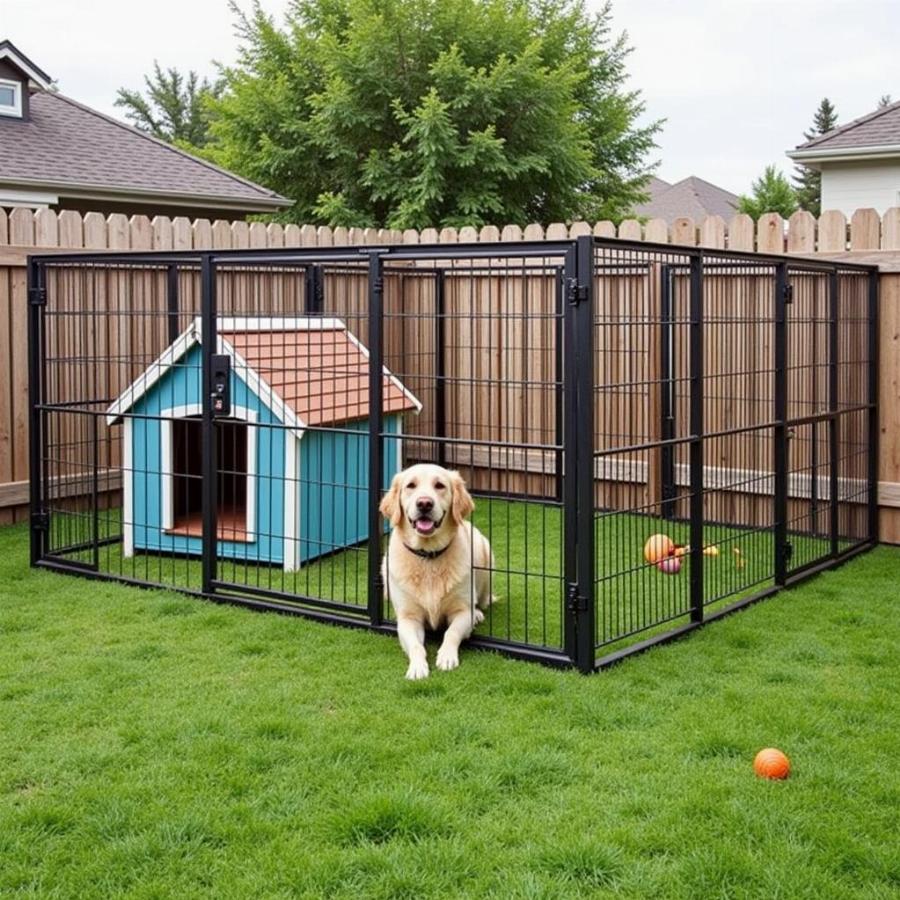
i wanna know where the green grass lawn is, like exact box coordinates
[46,498,847,659]
[1,521,898,898]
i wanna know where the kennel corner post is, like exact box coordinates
[867,268,880,545]
[773,262,789,586]
[829,269,840,557]
[688,253,704,623]
[27,255,47,566]
[561,235,596,673]
[367,251,386,627]
[200,253,219,595]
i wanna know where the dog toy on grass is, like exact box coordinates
[644,534,675,564]
[753,748,791,780]
[657,556,681,575]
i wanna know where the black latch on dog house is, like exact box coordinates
[29,286,46,306]
[210,354,231,417]
[566,583,588,613]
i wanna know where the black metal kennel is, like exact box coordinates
[27,236,879,671]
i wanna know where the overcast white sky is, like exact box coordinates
[4,0,898,196]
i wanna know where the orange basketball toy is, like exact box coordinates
[753,748,791,780]
[644,534,675,564]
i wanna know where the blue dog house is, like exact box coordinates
[106,317,420,570]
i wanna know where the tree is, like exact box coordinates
[878,94,893,108]
[793,97,837,216]
[739,165,798,220]
[207,0,661,228]
[116,63,222,147]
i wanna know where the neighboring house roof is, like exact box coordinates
[634,176,739,223]
[788,100,900,163]
[106,318,421,435]
[0,90,289,212]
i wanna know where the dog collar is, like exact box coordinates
[403,538,453,560]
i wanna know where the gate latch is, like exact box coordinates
[783,283,794,304]
[29,286,47,306]
[566,583,588,613]
[565,277,588,305]
[210,354,231,417]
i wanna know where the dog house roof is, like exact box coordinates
[106,317,421,434]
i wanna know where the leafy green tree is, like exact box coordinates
[739,165,798,220]
[793,98,837,216]
[207,0,660,228]
[878,94,893,108]
[116,63,222,147]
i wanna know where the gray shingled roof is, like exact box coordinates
[794,100,900,153]
[0,89,289,210]
[633,176,738,224]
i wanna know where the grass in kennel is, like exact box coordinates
[47,498,841,656]
[1,520,898,898]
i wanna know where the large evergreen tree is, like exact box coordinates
[739,165,798,220]
[793,98,838,216]
[116,63,222,147]
[206,0,660,228]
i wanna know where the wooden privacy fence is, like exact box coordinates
[1,205,898,543]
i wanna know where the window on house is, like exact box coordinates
[0,80,22,117]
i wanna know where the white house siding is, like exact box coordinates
[819,159,900,216]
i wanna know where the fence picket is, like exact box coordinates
[756,213,784,254]
[882,208,900,250]
[850,208,880,250]
[818,210,846,252]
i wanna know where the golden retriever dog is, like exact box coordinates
[379,464,495,679]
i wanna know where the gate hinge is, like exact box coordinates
[31,512,49,532]
[566,583,588,613]
[565,277,588,305]
[783,283,794,304]
[29,286,47,306]
[783,541,794,564]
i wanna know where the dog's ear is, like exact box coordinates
[379,472,404,526]
[449,470,474,525]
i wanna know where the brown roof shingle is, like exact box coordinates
[222,327,418,426]
[0,89,288,209]
[794,100,900,152]
[633,176,738,224]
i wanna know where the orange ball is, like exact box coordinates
[644,534,675,564]
[753,748,791,780]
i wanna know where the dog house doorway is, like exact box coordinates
[165,412,256,542]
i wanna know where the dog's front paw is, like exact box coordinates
[435,645,459,671]
[405,657,430,680]
[472,607,485,626]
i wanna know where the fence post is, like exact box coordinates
[166,264,180,343]
[688,254,704,622]
[27,257,45,565]
[200,253,218,595]
[868,270,880,543]
[659,264,676,520]
[367,251,385,626]
[773,263,789,585]
[434,268,447,467]
[829,270,839,556]
[562,238,594,671]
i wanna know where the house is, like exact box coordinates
[787,100,900,216]
[633,176,739,224]
[0,40,289,218]
[105,318,421,571]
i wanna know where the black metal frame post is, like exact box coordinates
[659,264,676,520]
[367,252,385,626]
[166,263,180,344]
[867,270,880,543]
[304,264,323,314]
[773,264,789,585]
[200,254,218,595]
[829,270,840,556]
[688,255,704,623]
[554,268,565,503]
[434,268,447,467]
[27,257,46,565]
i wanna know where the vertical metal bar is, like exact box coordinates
[200,254,218,595]
[562,247,579,664]
[573,235,595,672]
[829,270,839,556]
[554,268,564,503]
[166,263,180,344]
[811,277,819,535]
[367,252,385,626]
[773,264,789,585]
[659,264,676,520]
[27,258,45,566]
[305,264,323,314]
[92,413,100,570]
[688,255,704,623]
[867,269,880,543]
[434,269,446,467]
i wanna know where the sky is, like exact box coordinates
[4,0,898,197]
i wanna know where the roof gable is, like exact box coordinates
[106,318,421,434]
[0,40,53,88]
[634,175,738,223]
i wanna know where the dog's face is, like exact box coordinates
[379,464,474,540]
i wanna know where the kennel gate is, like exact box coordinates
[27,238,878,671]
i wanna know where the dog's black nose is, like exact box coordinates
[416,497,434,513]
